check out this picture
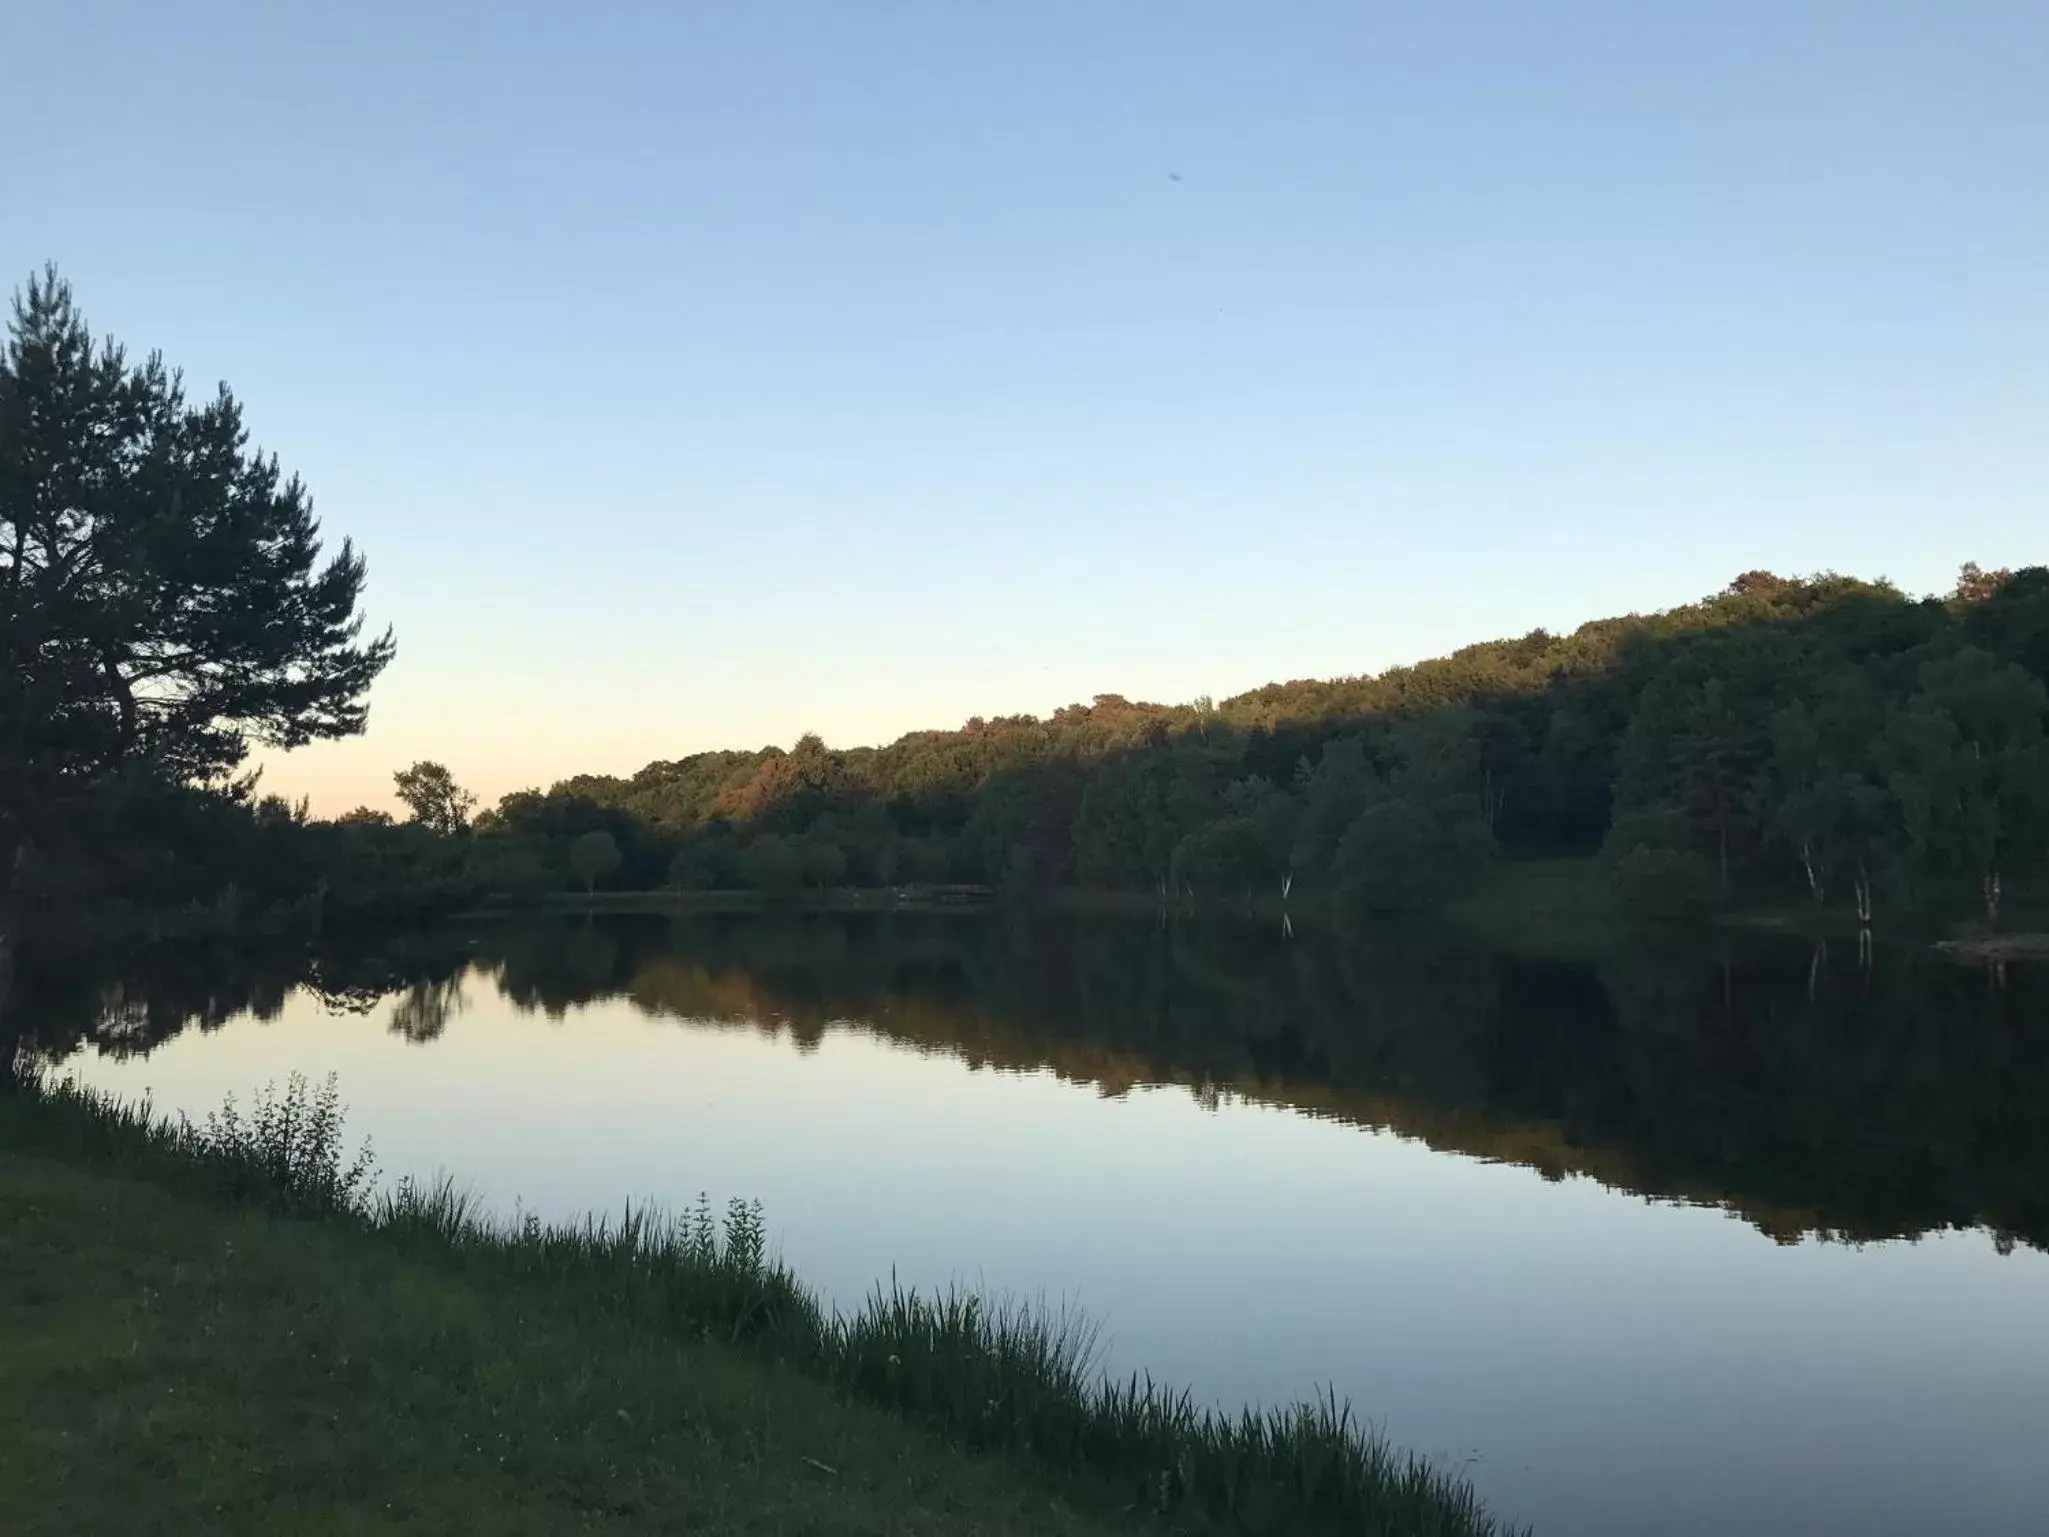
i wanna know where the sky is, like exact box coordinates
[7,0,2045,814]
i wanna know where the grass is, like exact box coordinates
[1934,932,2049,962]
[0,1071,1522,1537]
[1447,857,2004,957]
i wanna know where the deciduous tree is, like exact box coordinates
[393,761,476,836]
[569,829,621,895]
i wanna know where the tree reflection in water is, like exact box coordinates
[12,911,2048,1250]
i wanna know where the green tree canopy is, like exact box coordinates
[800,837,847,891]
[1881,648,2047,922]
[736,834,804,896]
[568,830,622,895]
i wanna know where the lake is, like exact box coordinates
[19,911,2049,1536]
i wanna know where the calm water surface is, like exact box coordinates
[22,913,2049,1537]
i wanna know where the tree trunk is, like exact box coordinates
[0,831,20,959]
[1800,838,1824,905]
[0,928,15,1083]
[1983,869,2002,927]
[0,832,22,1093]
[100,650,140,765]
[1716,804,1730,903]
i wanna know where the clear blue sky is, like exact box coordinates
[9,1,2044,811]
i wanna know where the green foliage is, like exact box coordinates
[1171,817,1277,896]
[1766,679,1887,906]
[1601,809,1716,916]
[424,568,2049,924]
[1610,846,1718,918]
[468,834,550,901]
[6,1072,1520,1537]
[800,837,847,890]
[191,1071,378,1214]
[1072,755,1204,888]
[1878,649,2048,920]
[736,834,805,896]
[1331,799,1450,911]
[0,1157,1154,1537]
[665,842,718,892]
[900,834,952,883]
[1306,715,1497,913]
[1601,808,1696,861]
[1291,737,1386,886]
[568,829,622,894]
[19,1069,375,1217]
[825,1287,1503,1534]
[25,535,2049,933]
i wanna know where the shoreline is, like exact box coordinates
[0,1070,1521,1537]
[1934,933,2049,962]
[455,857,2033,958]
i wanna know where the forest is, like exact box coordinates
[6,268,2047,943]
[26,563,2049,941]
[330,562,2049,931]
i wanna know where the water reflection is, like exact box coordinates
[15,912,2048,1252]
[15,912,2049,1537]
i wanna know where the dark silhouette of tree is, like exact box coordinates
[1,267,391,945]
[736,834,804,897]
[1,267,391,808]
[393,761,475,836]
[800,837,847,893]
[569,830,621,895]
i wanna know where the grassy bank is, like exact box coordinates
[1935,932,2049,962]
[0,1073,1519,1537]
[1441,858,1627,959]
[1448,858,2044,958]
[458,857,2031,957]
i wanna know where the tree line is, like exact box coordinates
[6,268,2046,947]
[414,564,2047,925]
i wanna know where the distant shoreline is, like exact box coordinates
[452,857,2035,962]
[1934,933,2049,962]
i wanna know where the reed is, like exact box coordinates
[3,1067,1522,1537]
